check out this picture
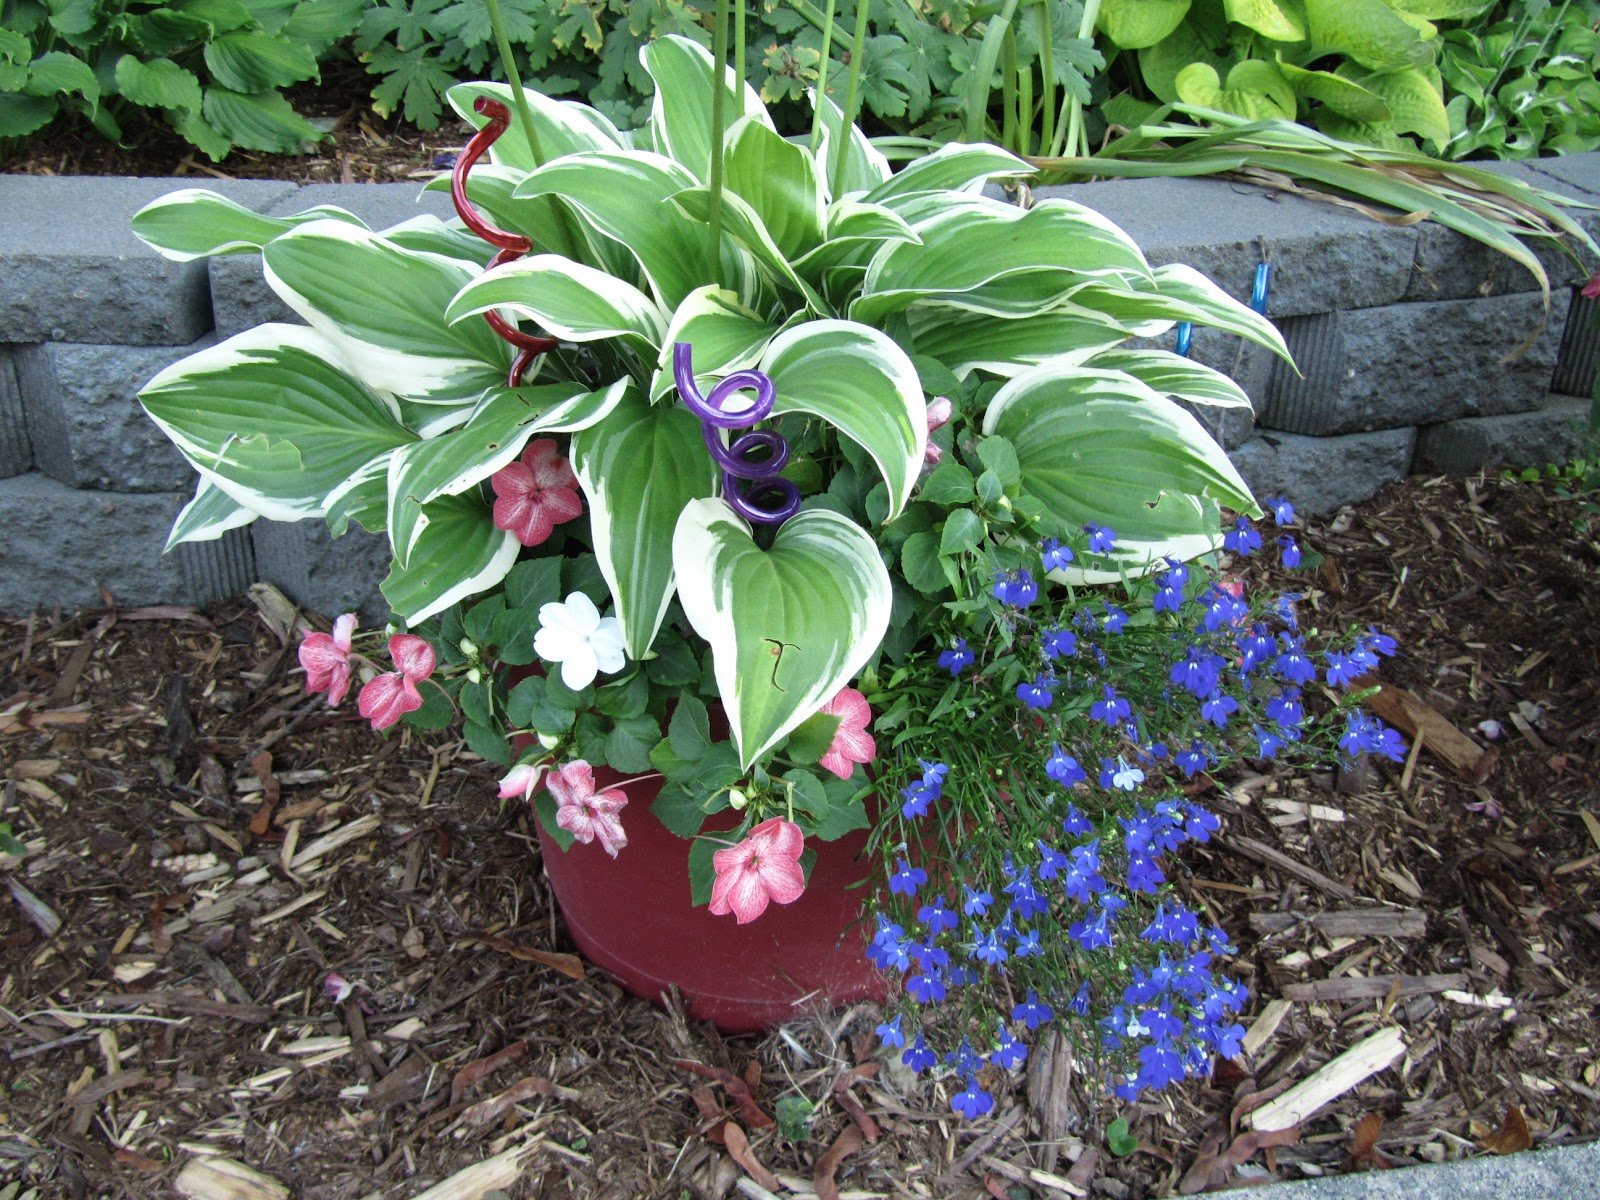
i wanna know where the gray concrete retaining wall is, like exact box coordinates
[0,161,1597,618]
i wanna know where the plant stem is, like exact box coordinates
[1001,20,1019,153]
[964,0,1020,143]
[831,0,871,189]
[1061,0,1101,158]
[791,0,856,55]
[735,0,747,90]
[810,0,838,154]
[483,0,546,167]
[708,0,730,281]
[1037,0,1056,155]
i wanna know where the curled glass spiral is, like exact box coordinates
[673,342,800,526]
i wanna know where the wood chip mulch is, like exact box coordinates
[2,469,1597,1200]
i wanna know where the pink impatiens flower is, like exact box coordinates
[1583,272,1600,301]
[546,760,628,857]
[491,438,584,547]
[816,687,877,780]
[497,761,548,804]
[299,613,358,706]
[923,395,953,468]
[357,634,437,731]
[709,817,807,924]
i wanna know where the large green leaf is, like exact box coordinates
[852,199,1153,326]
[165,477,258,551]
[810,91,892,197]
[1086,348,1255,409]
[446,254,667,351]
[1097,0,1192,48]
[446,80,624,169]
[263,219,508,404]
[421,163,625,275]
[203,31,318,92]
[23,51,100,107]
[0,93,57,138]
[792,199,920,281]
[722,117,824,261]
[571,389,720,658]
[1305,0,1435,71]
[863,142,1033,205]
[1223,0,1305,41]
[380,491,520,624]
[131,187,364,261]
[201,87,321,154]
[513,151,708,310]
[1353,66,1449,146]
[672,501,891,768]
[983,365,1258,579]
[113,55,201,111]
[1175,60,1297,121]
[652,286,781,402]
[1279,61,1392,122]
[905,306,1131,378]
[642,34,773,184]
[386,380,625,566]
[139,323,415,522]
[759,320,925,520]
[1072,264,1293,362]
[669,185,820,310]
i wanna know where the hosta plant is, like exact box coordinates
[130,33,1289,913]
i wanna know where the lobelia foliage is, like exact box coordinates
[0,0,362,158]
[131,33,1288,910]
[866,503,1410,1114]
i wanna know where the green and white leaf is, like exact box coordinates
[651,286,781,401]
[672,500,891,768]
[263,218,508,404]
[669,185,821,310]
[1072,264,1293,362]
[139,323,415,522]
[165,476,258,551]
[387,380,624,565]
[446,254,667,350]
[809,90,892,197]
[446,80,624,169]
[759,320,925,520]
[380,491,520,624]
[571,388,719,658]
[906,305,1131,378]
[1086,348,1255,409]
[643,35,773,184]
[722,117,824,260]
[131,187,365,261]
[325,449,394,536]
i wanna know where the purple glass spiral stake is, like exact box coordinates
[673,342,801,526]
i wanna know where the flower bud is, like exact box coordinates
[727,787,748,811]
[466,667,481,684]
[459,638,478,656]
[537,732,561,751]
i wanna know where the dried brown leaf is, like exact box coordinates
[831,1062,881,1142]
[1344,1112,1397,1171]
[458,1075,561,1126]
[672,1060,773,1129]
[1481,1105,1533,1155]
[449,1039,528,1106]
[248,751,279,837]
[723,1123,781,1193]
[468,933,585,980]
[814,1124,865,1200]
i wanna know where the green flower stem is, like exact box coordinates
[810,0,838,154]
[964,0,1020,144]
[483,0,546,167]
[831,0,871,190]
[735,0,747,92]
[708,0,731,281]
[1060,0,1101,159]
[1036,0,1056,157]
[791,0,856,57]
[1001,20,1021,155]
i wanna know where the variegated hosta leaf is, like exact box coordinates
[669,185,825,312]
[1086,348,1255,409]
[852,199,1155,326]
[643,35,774,184]
[810,90,893,197]
[131,188,366,262]
[387,381,626,567]
[651,286,782,401]
[906,306,1132,379]
[672,500,891,768]
[982,365,1259,579]
[262,219,509,405]
[165,477,257,551]
[446,80,625,170]
[723,117,824,260]
[1070,263,1293,362]
[380,215,494,268]
[446,255,668,351]
[862,142,1033,206]
[759,320,926,520]
[571,387,719,658]
[139,323,416,522]
[380,491,520,624]
[325,450,396,536]
[513,151,710,311]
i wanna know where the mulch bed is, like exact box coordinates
[3,469,1598,1200]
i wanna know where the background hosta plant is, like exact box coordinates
[130,33,1287,896]
[0,0,363,158]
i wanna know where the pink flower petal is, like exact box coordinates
[816,688,876,780]
[1583,273,1600,301]
[357,672,422,730]
[389,634,436,682]
[708,818,807,923]
[491,440,584,547]
[298,631,351,704]
[525,438,579,489]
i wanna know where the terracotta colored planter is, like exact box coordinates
[531,756,887,1034]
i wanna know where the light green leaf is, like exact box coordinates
[759,320,925,521]
[23,51,100,106]
[1305,0,1434,71]
[203,31,318,92]
[1354,66,1449,146]
[446,254,667,350]
[114,55,201,112]
[1279,61,1392,122]
[652,286,780,401]
[1087,348,1255,409]
[810,90,892,197]
[201,87,321,154]
[1222,0,1305,41]
[165,477,258,551]
[983,365,1258,579]
[668,184,819,308]
[446,80,624,169]
[643,34,773,184]
[131,187,365,261]
[1387,0,1493,16]
[723,117,824,260]
[380,491,520,624]
[862,141,1033,205]
[572,387,720,658]
[672,500,891,768]
[1175,60,1297,121]
[139,323,414,522]
[1096,0,1192,49]
[386,380,624,566]
[1072,264,1293,362]
[792,199,921,281]
[904,305,1130,379]
[263,218,508,404]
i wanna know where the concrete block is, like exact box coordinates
[251,518,393,625]
[0,472,188,612]
[211,183,460,337]
[1259,292,1565,437]
[0,176,295,345]
[175,523,257,610]
[1228,427,1416,517]
[1524,151,1600,202]
[1552,287,1598,399]
[16,339,207,492]
[1414,392,1590,474]
[0,348,30,478]
[1127,324,1265,449]
[1035,176,1419,318]
[1222,1138,1600,1200]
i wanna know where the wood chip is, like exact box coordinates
[1247,1027,1407,1133]
[1356,678,1497,783]
[6,876,61,936]
[1250,908,1426,939]
[407,1137,544,1200]
[1223,836,1356,900]
[1281,973,1465,1002]
[288,814,381,870]
[175,1156,290,1200]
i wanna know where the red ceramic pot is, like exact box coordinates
[530,756,887,1034]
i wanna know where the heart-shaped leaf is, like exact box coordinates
[672,500,890,768]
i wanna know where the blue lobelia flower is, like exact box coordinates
[1012,988,1054,1029]
[1108,757,1145,791]
[1253,724,1286,759]
[901,778,939,819]
[1200,585,1248,631]
[993,569,1038,607]
[938,637,975,675]
[1266,688,1304,731]
[1325,650,1366,687]
[1101,602,1130,633]
[1223,516,1263,556]
[963,885,994,916]
[1135,1041,1187,1091]
[1200,690,1239,727]
[890,859,928,897]
[1046,745,1088,787]
[1278,534,1301,568]
[1061,804,1092,837]
[991,1024,1028,1069]
[1091,684,1132,725]
[1170,647,1222,697]
[902,1034,936,1072]
[1017,675,1056,710]
[1359,626,1398,659]
[1084,522,1118,555]
[1014,927,1043,957]
[1274,635,1318,684]
[875,1013,905,1047]
[1175,739,1211,779]
[1127,853,1166,893]
[907,971,946,1004]
[951,1078,995,1119]
[919,902,958,934]
[1070,980,1091,1015]
[971,927,1008,965]
[1153,582,1185,614]
[1041,627,1078,659]
[1041,537,1074,571]
[1070,908,1114,951]
[1266,495,1296,526]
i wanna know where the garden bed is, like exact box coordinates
[2,469,1596,1199]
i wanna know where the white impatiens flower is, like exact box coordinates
[533,591,625,690]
